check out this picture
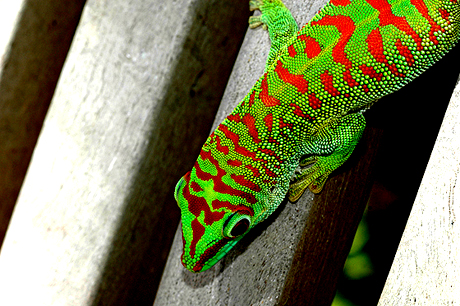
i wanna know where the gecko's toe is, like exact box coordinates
[249,0,263,11]
[249,16,264,29]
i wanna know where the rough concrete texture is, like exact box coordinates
[153,1,332,305]
[0,0,248,305]
[378,79,460,305]
[0,0,85,247]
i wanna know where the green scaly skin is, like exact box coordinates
[175,0,460,273]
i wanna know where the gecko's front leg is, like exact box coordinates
[249,0,299,69]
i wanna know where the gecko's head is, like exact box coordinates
[174,147,268,273]
[174,168,260,273]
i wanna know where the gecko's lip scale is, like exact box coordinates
[175,0,460,272]
[181,235,243,273]
[195,238,242,273]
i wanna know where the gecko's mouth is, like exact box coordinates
[185,237,243,273]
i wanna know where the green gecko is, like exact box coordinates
[174,0,460,273]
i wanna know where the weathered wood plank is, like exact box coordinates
[378,79,460,305]
[0,0,85,247]
[0,0,248,305]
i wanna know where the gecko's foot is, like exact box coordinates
[249,0,263,11]
[249,0,267,30]
[288,113,367,201]
[248,0,293,31]
[299,156,317,167]
[288,160,330,201]
[247,0,298,69]
[249,16,267,30]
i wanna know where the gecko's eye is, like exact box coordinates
[222,213,251,238]
[230,219,250,236]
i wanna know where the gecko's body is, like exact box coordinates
[175,0,460,272]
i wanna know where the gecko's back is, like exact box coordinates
[266,0,460,125]
[175,0,460,273]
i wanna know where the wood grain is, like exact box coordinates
[378,79,460,305]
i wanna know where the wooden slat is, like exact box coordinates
[378,78,460,305]
[0,0,248,304]
[278,127,382,306]
[0,0,85,247]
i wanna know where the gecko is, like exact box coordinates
[174,0,460,273]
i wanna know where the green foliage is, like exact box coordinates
[332,213,373,305]
[332,293,358,306]
[344,216,374,280]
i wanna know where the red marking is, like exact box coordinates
[363,84,369,93]
[186,160,256,220]
[268,136,280,145]
[439,8,450,22]
[359,64,383,81]
[194,150,258,204]
[365,0,422,50]
[227,159,242,167]
[227,113,241,123]
[260,74,281,107]
[279,117,294,129]
[366,29,386,62]
[248,90,256,107]
[208,131,216,145]
[261,164,277,178]
[183,172,226,223]
[190,218,205,259]
[215,135,229,155]
[191,151,257,207]
[191,181,203,192]
[211,199,254,216]
[263,113,273,132]
[320,70,341,96]
[288,45,297,57]
[258,148,282,168]
[180,231,186,263]
[245,164,261,177]
[290,103,315,119]
[275,60,309,94]
[343,69,359,87]
[395,39,415,66]
[231,174,262,192]
[366,29,405,77]
[331,0,351,5]
[220,125,257,160]
[308,93,322,110]
[410,0,442,44]
[299,35,322,59]
[214,126,279,187]
[312,15,355,69]
[242,114,261,143]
